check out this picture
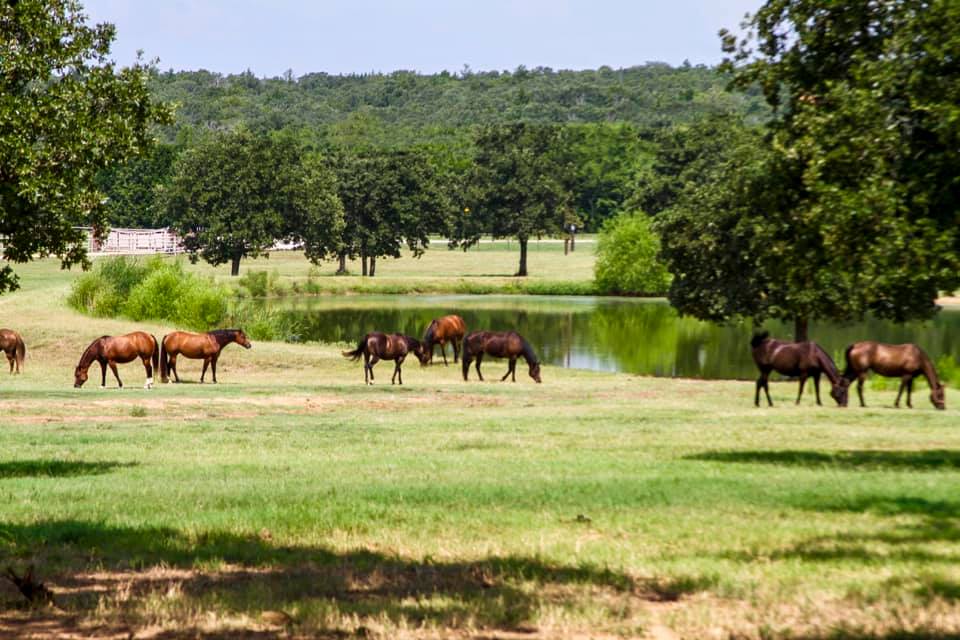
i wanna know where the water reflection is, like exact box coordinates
[273,295,960,380]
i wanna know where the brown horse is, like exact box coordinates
[0,329,25,374]
[462,331,542,383]
[843,341,946,410]
[423,315,467,365]
[160,329,252,383]
[343,332,428,385]
[751,331,848,407]
[74,332,159,389]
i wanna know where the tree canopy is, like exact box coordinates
[0,0,171,293]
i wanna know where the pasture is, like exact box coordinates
[0,257,958,639]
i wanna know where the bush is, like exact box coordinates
[594,212,671,295]
[227,301,303,342]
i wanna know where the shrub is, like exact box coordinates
[227,301,303,342]
[594,211,671,295]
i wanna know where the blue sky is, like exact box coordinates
[82,1,759,77]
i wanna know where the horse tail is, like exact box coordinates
[15,335,25,372]
[461,339,472,380]
[750,330,770,348]
[342,337,366,361]
[159,334,170,382]
[150,335,160,379]
[841,343,857,381]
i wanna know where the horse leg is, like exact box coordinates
[795,373,808,405]
[200,358,210,383]
[906,376,914,408]
[755,376,763,407]
[108,361,123,388]
[142,357,153,389]
[453,339,460,363]
[211,355,219,384]
[6,352,13,374]
[512,358,517,382]
[440,342,448,366]
[895,377,908,408]
[857,374,866,407]
[368,355,379,384]
[100,360,108,388]
[393,356,406,385]
[813,372,822,406]
[763,374,773,407]
[475,354,484,381]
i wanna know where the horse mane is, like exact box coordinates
[812,343,841,384]
[209,329,240,338]
[423,321,436,346]
[78,336,108,368]
[403,335,422,350]
[750,331,770,348]
[519,336,539,366]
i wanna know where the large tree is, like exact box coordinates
[659,1,960,341]
[464,123,575,276]
[0,0,171,293]
[162,129,342,275]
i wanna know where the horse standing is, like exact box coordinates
[423,315,467,365]
[342,332,428,385]
[160,329,252,383]
[74,332,159,389]
[461,331,542,383]
[0,329,25,374]
[751,331,847,407]
[843,341,946,410]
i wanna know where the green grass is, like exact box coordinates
[0,258,958,638]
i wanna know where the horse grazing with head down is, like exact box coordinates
[342,332,428,385]
[423,314,467,365]
[160,329,252,384]
[0,329,26,374]
[751,331,847,407]
[843,341,946,410]
[74,331,159,389]
[461,331,542,383]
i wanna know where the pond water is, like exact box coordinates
[273,295,960,380]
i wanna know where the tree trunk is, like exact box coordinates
[230,252,242,276]
[361,253,368,277]
[794,317,809,342]
[570,234,575,252]
[369,255,377,277]
[336,253,347,274]
[516,237,529,277]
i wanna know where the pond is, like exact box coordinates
[272,295,960,380]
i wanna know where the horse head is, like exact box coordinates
[408,338,430,366]
[830,377,850,407]
[73,365,88,388]
[529,361,542,384]
[235,329,252,349]
[932,383,946,410]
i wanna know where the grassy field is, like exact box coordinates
[0,257,958,639]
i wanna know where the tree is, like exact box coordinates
[162,129,342,275]
[329,149,449,277]
[0,0,171,294]
[95,142,179,228]
[658,1,960,340]
[464,123,575,276]
[594,212,670,295]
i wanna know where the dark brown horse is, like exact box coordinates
[0,329,25,374]
[342,332,428,385]
[74,331,160,389]
[462,331,542,383]
[160,329,252,383]
[843,341,946,410]
[751,331,847,407]
[423,314,467,365]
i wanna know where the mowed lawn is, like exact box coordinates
[0,257,958,639]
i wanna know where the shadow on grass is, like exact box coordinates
[0,519,708,636]
[0,460,135,479]
[687,449,960,471]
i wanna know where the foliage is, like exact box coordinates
[464,124,576,276]
[161,128,343,275]
[705,0,960,335]
[0,0,171,294]
[594,213,670,295]
[226,301,303,342]
[94,142,179,228]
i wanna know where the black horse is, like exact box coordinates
[343,332,429,385]
[751,331,848,407]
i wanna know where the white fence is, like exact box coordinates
[79,227,184,255]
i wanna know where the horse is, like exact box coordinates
[342,332,429,385]
[160,329,252,384]
[751,331,848,407]
[423,314,467,365]
[0,329,26,374]
[461,331,542,383]
[843,341,946,410]
[73,332,159,389]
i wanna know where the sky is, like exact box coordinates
[81,1,759,77]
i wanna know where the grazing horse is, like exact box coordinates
[160,329,252,384]
[0,329,25,374]
[461,331,542,383]
[342,332,429,385]
[423,314,467,365]
[751,331,847,407]
[74,332,159,389]
[843,341,946,410]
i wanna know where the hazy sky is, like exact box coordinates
[81,1,759,77]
